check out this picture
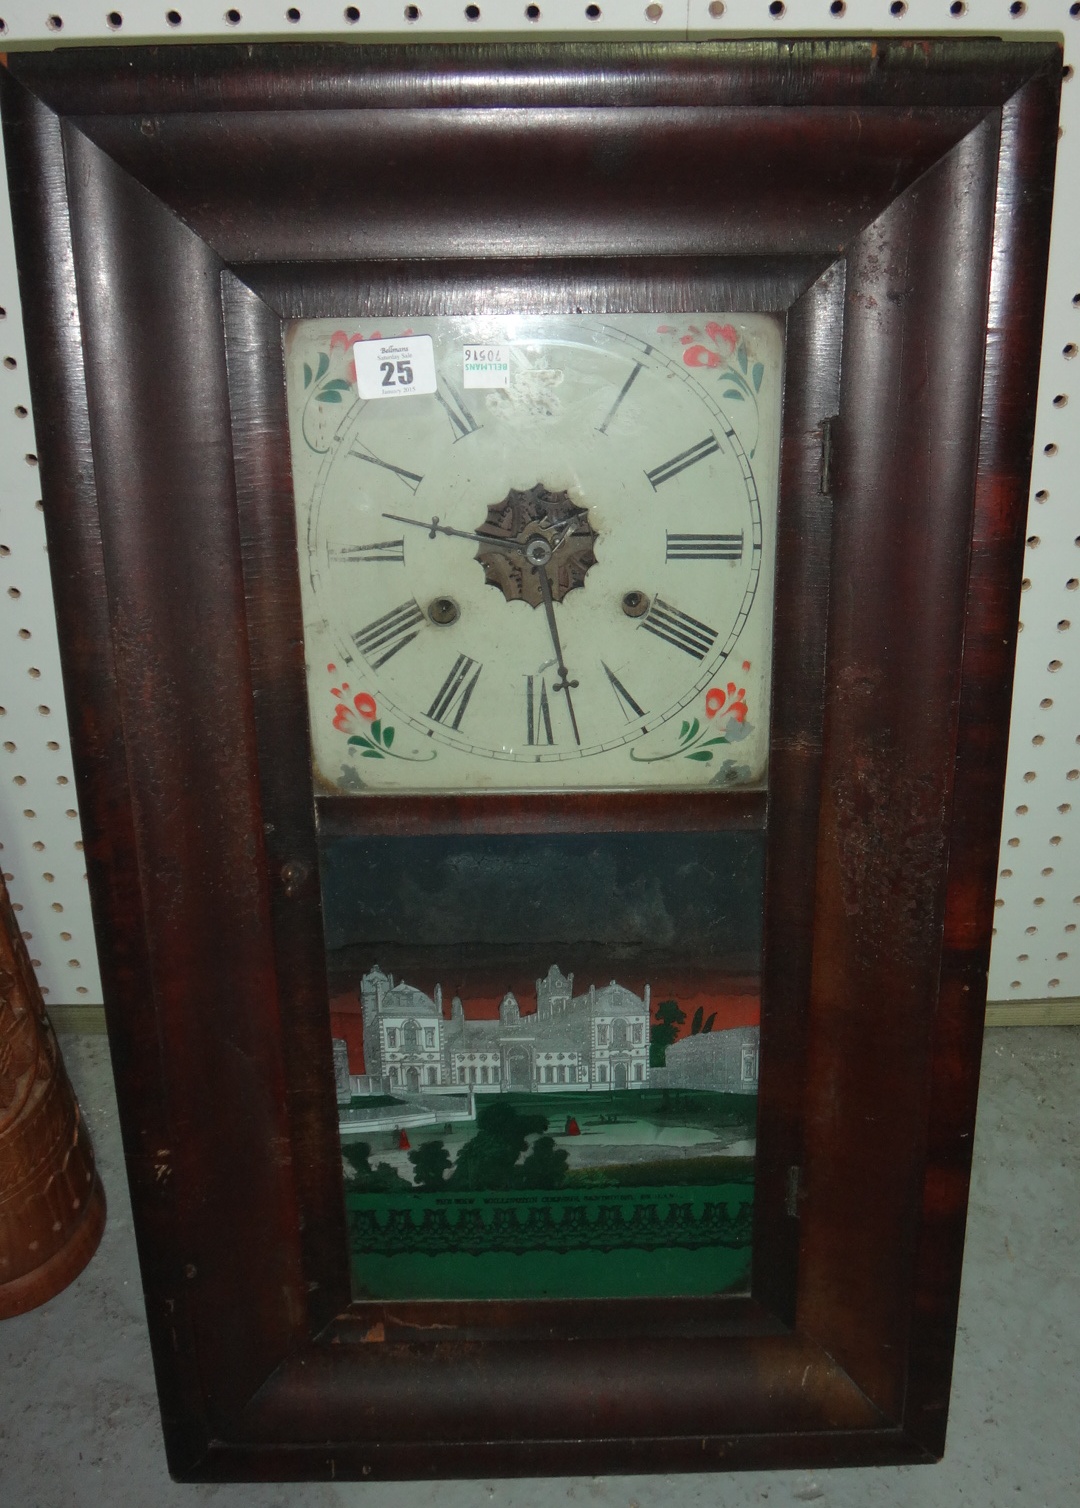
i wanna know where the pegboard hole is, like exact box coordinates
[949,2,966,13]
[1044,443,1058,456]
[1021,578,1031,590]
[106,10,123,27]
[46,741,59,750]
[1060,803,1073,814]
[28,668,42,680]
[1068,769,1080,781]
[42,873,54,883]
[56,776,69,785]
[65,809,78,819]
[345,4,360,18]
[225,6,241,21]
[1067,923,1077,933]
[1025,926,1037,935]
[37,704,50,715]
[1010,980,1021,989]
[1041,866,1054,876]
[999,868,1013,878]
[1035,488,1049,502]
[2,741,13,752]
[1066,65,1076,81]
[1017,953,1029,962]
[1065,344,1078,359]
[994,897,1005,908]
[829,0,845,14]
[7,586,20,599]
[585,3,601,15]
[166,9,182,24]
[1059,619,1072,632]
[1023,771,1037,782]
[51,902,63,913]
[465,3,480,16]
[25,454,38,467]
[1066,579,1078,591]
[404,3,419,16]
[1006,837,1020,847]
[1048,659,1063,672]
[645,2,663,18]
[1015,805,1029,816]
[708,0,725,13]
[1056,952,1069,962]
[13,775,26,786]
[890,1,907,14]
[526,2,541,14]
[1009,0,1025,13]
[768,1,785,14]
[1049,979,1061,989]
[1033,734,1045,745]
[1033,897,1046,906]
[76,986,89,996]
[1071,2,1080,17]
[1027,534,1041,548]
[1052,393,1069,408]
[32,841,45,853]
[46,14,63,30]
[1050,835,1062,846]
[1040,698,1054,707]
[3,356,16,369]
[286,5,301,16]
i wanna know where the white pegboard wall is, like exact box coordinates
[0,0,1076,1008]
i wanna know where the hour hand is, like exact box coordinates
[382,512,520,551]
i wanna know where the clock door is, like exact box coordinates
[279,301,795,1304]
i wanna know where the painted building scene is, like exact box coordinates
[330,959,760,1301]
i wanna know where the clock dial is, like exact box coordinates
[286,314,782,793]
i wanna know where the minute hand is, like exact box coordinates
[382,512,521,552]
[534,562,581,747]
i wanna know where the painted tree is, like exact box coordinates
[650,999,687,1067]
[449,1101,548,1191]
[517,1134,569,1190]
[408,1139,451,1191]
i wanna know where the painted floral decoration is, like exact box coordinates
[328,668,434,764]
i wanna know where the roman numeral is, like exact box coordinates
[349,447,424,493]
[665,532,744,561]
[427,655,482,730]
[352,600,425,668]
[526,675,555,745]
[601,661,645,721]
[597,362,643,435]
[645,434,721,490]
[641,598,718,660]
[435,383,481,442]
[333,538,405,564]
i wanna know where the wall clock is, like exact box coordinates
[0,38,1058,1480]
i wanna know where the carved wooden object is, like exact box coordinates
[0,875,105,1318]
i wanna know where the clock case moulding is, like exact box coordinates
[0,39,1059,1481]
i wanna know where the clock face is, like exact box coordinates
[285,314,782,793]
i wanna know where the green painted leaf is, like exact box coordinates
[303,362,313,388]
[723,389,745,401]
[321,378,351,393]
[687,718,700,742]
[687,750,714,762]
[703,1013,716,1034]
[371,720,382,744]
[752,361,764,392]
[361,749,384,759]
[680,721,690,739]
[316,351,330,382]
[737,343,748,373]
[382,725,395,748]
[319,389,343,403]
[691,1006,704,1035]
[348,735,375,751]
[701,736,729,747]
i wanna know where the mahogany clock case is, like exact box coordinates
[0,40,1058,1480]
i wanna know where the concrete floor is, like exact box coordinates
[1,1029,1077,1507]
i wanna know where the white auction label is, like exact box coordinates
[462,344,511,389]
[353,335,437,400]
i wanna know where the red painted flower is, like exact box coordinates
[706,322,738,354]
[332,686,378,731]
[705,683,749,722]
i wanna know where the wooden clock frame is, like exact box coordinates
[1,39,1059,1480]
